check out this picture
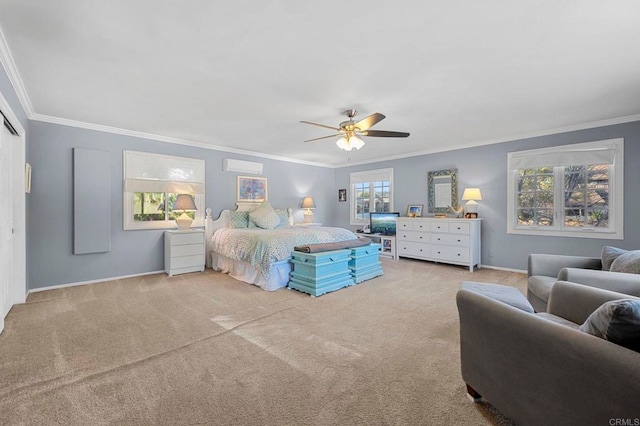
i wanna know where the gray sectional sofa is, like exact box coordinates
[527,252,640,312]
[457,281,640,425]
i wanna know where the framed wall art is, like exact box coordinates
[237,176,268,202]
[338,188,347,202]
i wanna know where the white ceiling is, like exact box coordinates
[1,1,640,167]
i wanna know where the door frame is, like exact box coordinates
[0,89,26,334]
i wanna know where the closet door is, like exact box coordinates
[0,122,13,330]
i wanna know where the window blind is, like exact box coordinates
[123,150,205,194]
[509,139,621,170]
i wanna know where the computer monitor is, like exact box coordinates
[369,212,399,235]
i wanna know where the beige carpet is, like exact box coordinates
[0,259,525,425]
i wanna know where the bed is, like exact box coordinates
[204,203,358,291]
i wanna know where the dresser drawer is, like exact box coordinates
[398,241,429,258]
[397,221,414,231]
[171,232,204,246]
[431,245,470,263]
[429,222,450,233]
[449,222,470,235]
[397,231,429,243]
[430,233,469,247]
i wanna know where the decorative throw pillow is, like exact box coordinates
[228,210,249,228]
[579,299,640,352]
[609,250,640,274]
[249,202,281,229]
[274,209,290,228]
[601,246,627,271]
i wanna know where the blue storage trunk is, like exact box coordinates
[349,243,384,283]
[289,249,354,297]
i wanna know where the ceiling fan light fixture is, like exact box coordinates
[336,137,351,151]
[349,134,365,150]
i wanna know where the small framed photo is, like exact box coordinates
[407,204,423,218]
[338,188,347,202]
[237,176,268,202]
[465,212,478,219]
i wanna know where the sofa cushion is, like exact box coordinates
[536,312,581,330]
[610,250,640,274]
[579,299,640,352]
[601,246,628,271]
[461,281,534,313]
[249,202,281,229]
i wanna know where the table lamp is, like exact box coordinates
[461,188,482,215]
[173,194,197,230]
[301,197,316,223]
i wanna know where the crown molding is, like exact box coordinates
[0,27,34,118]
[30,112,335,168]
[334,113,640,168]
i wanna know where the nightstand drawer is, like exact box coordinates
[172,244,204,257]
[171,232,204,246]
[171,254,205,269]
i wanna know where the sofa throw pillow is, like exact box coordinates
[249,202,281,229]
[579,299,640,353]
[601,246,627,271]
[609,250,640,274]
[274,209,290,228]
[228,210,249,228]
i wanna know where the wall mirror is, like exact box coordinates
[427,169,458,213]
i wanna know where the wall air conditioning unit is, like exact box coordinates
[222,158,263,175]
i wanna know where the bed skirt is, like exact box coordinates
[210,252,292,291]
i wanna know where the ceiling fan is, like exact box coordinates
[300,109,410,151]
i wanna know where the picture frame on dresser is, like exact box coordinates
[407,204,423,217]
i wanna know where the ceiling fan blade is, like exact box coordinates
[362,130,410,138]
[304,134,343,143]
[355,113,386,131]
[300,120,341,131]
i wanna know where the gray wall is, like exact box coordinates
[333,121,640,270]
[27,121,335,290]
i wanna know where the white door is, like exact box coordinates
[0,122,13,328]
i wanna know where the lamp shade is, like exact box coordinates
[301,197,316,209]
[462,188,483,201]
[172,194,197,211]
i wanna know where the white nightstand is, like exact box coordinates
[294,222,322,227]
[164,229,205,276]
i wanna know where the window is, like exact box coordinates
[123,151,205,230]
[350,168,394,224]
[507,139,623,239]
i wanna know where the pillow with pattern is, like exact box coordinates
[274,209,290,228]
[249,202,281,229]
[228,210,249,228]
[610,250,640,275]
[601,246,627,271]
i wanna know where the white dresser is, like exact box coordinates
[164,229,206,276]
[396,218,481,271]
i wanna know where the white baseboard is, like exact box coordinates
[27,270,166,295]
[481,264,527,274]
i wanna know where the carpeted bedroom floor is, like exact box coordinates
[0,259,525,425]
